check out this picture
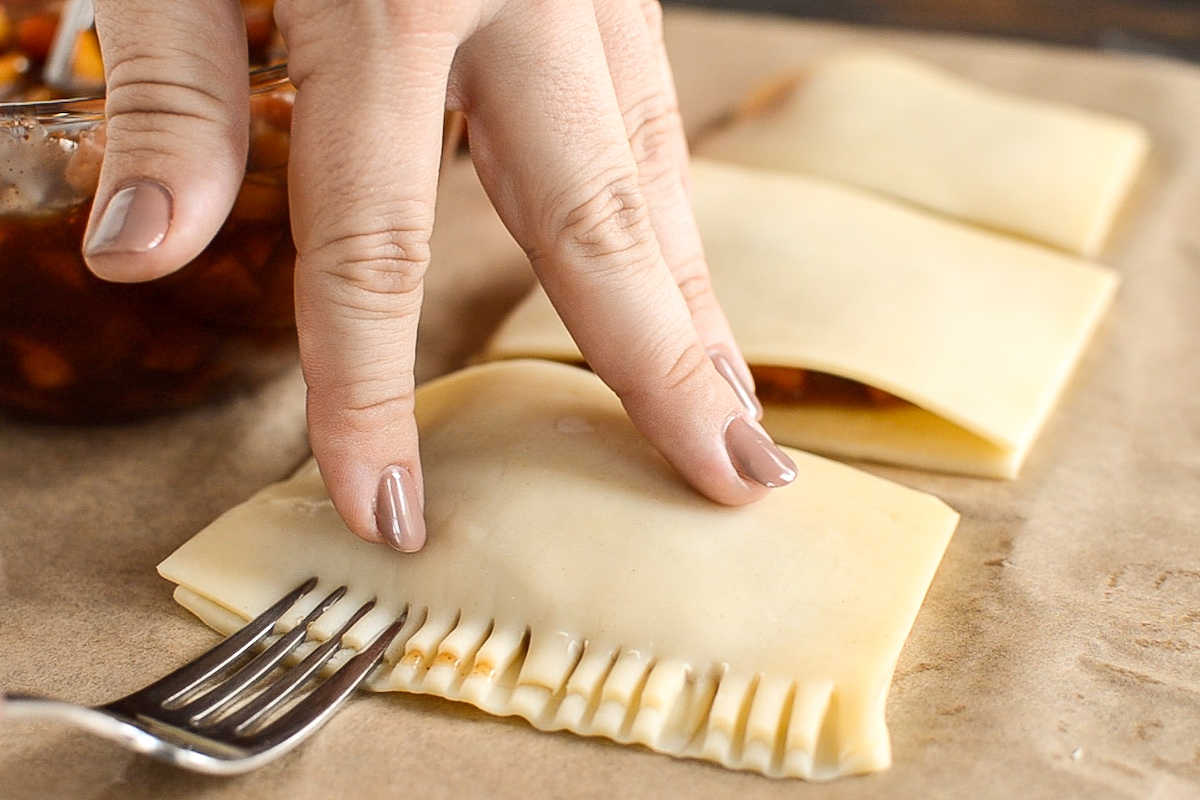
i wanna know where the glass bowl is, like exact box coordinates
[0,53,298,423]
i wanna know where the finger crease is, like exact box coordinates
[105,106,224,126]
[556,175,657,265]
[106,76,230,105]
[308,230,432,303]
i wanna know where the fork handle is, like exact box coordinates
[3,693,163,753]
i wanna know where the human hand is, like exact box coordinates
[82,0,796,552]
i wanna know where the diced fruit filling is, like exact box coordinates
[1,2,296,422]
[1,1,284,101]
[750,365,905,407]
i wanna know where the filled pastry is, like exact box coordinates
[695,48,1149,257]
[158,359,960,780]
[482,160,1119,478]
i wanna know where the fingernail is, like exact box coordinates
[84,180,172,256]
[708,344,763,420]
[375,465,426,552]
[725,416,797,488]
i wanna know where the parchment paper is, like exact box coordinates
[3,9,1200,799]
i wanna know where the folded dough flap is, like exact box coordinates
[484,162,1119,478]
[158,359,959,781]
[696,47,1150,257]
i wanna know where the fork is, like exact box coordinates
[2,578,406,775]
[41,0,95,93]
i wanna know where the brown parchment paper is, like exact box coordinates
[3,9,1200,799]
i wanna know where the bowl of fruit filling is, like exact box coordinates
[0,1,298,423]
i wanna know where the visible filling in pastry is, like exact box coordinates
[751,366,904,407]
[482,159,1120,479]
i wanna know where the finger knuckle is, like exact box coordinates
[618,336,710,408]
[546,167,658,270]
[303,342,416,419]
[660,339,711,395]
[310,225,432,317]
[623,91,679,175]
[333,377,416,420]
[674,266,721,318]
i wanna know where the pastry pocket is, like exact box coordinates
[158,359,960,780]
[695,47,1149,257]
[482,160,1119,479]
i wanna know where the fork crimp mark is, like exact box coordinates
[211,597,388,736]
[176,586,349,724]
[229,613,410,754]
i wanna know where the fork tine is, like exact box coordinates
[236,613,409,755]
[107,578,317,712]
[210,599,395,735]
[173,586,348,724]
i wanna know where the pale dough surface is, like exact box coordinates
[157,359,959,780]
[7,11,1200,800]
[695,48,1150,257]
[483,160,1119,478]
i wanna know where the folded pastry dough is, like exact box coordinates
[158,359,960,780]
[482,160,1119,478]
[695,48,1149,257]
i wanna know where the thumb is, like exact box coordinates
[83,0,250,283]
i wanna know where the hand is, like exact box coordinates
[82,0,796,551]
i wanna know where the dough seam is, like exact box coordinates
[176,584,884,779]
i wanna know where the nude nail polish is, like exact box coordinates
[84,180,172,256]
[375,465,426,552]
[708,345,764,420]
[725,416,797,488]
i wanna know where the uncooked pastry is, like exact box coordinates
[695,48,1150,257]
[482,160,1119,478]
[158,359,960,780]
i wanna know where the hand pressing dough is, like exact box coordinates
[158,359,959,780]
[482,160,1119,478]
[695,48,1149,257]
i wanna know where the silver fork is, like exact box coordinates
[41,0,95,93]
[3,578,406,775]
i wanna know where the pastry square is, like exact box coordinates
[696,48,1149,257]
[158,359,959,780]
[483,160,1119,478]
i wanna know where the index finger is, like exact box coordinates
[279,5,466,548]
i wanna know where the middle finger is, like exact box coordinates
[456,0,789,503]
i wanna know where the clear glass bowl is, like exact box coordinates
[0,63,298,423]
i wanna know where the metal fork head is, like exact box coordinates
[3,579,406,775]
